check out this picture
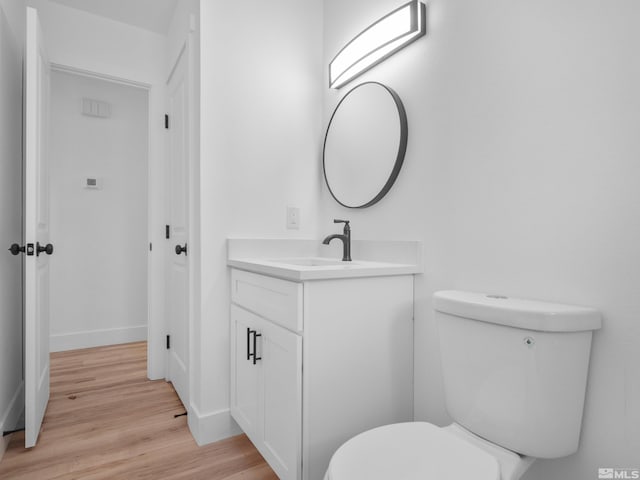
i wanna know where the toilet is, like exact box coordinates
[324,290,602,480]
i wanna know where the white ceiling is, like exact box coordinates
[49,0,178,34]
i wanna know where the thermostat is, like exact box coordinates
[83,177,102,189]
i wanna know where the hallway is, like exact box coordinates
[0,342,277,479]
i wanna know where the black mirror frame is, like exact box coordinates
[322,81,408,209]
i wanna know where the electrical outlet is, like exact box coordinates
[286,206,300,230]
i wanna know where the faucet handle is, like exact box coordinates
[333,219,350,234]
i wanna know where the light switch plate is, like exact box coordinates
[286,206,300,230]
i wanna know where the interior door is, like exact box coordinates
[24,6,52,448]
[166,46,189,407]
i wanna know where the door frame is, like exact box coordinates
[0,0,25,457]
[48,62,166,380]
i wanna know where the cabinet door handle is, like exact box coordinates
[252,331,262,365]
[247,328,262,364]
[246,327,251,361]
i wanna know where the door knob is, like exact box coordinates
[175,243,187,256]
[36,242,54,256]
[8,243,25,256]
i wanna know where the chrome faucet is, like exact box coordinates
[322,219,351,261]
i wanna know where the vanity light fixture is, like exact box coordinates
[329,0,426,89]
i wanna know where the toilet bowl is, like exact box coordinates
[324,290,601,480]
[324,422,535,480]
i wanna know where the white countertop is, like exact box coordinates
[227,256,421,281]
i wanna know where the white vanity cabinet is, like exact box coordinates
[230,270,303,480]
[230,267,414,480]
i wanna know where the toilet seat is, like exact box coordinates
[325,422,500,480]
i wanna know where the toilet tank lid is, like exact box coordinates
[433,290,602,332]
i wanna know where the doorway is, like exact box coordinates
[14,2,196,448]
[48,70,149,353]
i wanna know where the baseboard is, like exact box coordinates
[50,325,147,352]
[1,381,24,462]
[187,404,241,446]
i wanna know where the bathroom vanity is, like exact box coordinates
[228,249,420,480]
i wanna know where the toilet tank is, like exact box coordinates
[433,291,601,459]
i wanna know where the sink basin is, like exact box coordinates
[272,257,350,267]
[226,239,423,281]
[227,256,419,281]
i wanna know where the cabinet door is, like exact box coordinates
[257,315,302,480]
[230,305,261,442]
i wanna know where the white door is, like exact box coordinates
[24,6,52,448]
[166,46,189,407]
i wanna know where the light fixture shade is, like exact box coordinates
[329,0,426,89]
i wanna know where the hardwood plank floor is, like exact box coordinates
[0,342,278,480]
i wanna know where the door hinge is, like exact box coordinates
[165,114,169,129]
[149,242,152,251]
[166,335,171,349]
[165,225,170,239]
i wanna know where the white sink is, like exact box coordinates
[227,256,419,281]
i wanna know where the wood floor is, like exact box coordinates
[0,342,278,480]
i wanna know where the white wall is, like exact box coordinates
[27,0,167,377]
[27,0,165,85]
[48,71,148,351]
[0,0,25,461]
[321,0,640,477]
[193,0,323,444]
[166,0,197,79]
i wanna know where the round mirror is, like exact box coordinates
[323,82,407,208]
